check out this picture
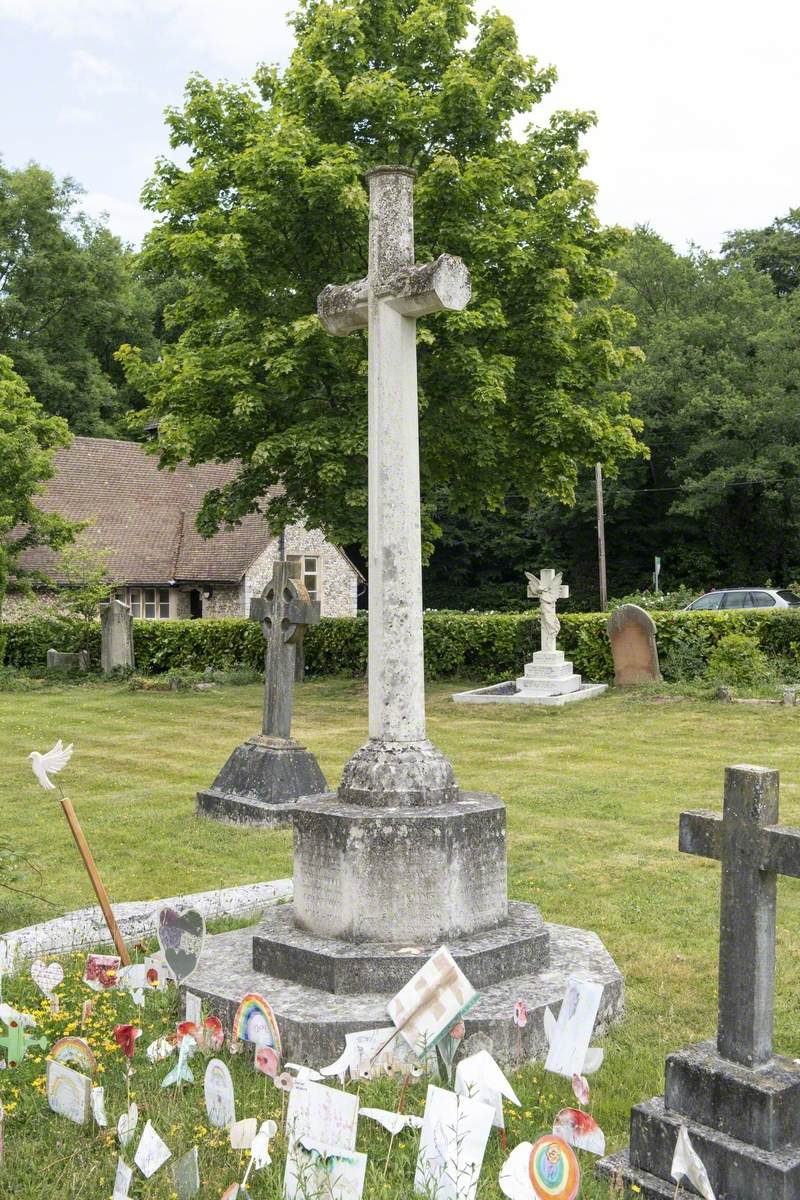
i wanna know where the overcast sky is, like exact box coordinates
[1,0,797,251]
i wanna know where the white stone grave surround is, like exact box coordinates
[183,168,623,1065]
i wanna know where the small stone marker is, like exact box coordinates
[597,764,800,1198]
[606,603,660,686]
[46,649,89,673]
[100,598,135,675]
[196,560,327,827]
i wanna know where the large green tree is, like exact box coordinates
[0,355,75,639]
[120,0,642,551]
[0,161,158,435]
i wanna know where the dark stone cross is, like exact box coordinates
[249,561,320,740]
[680,764,800,1067]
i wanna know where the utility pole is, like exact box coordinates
[595,463,608,609]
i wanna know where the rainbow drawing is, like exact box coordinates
[528,1133,580,1200]
[232,993,281,1054]
[49,1036,98,1076]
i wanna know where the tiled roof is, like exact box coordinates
[20,437,281,585]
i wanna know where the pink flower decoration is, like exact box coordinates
[113,1024,142,1060]
[572,1072,590,1106]
[513,999,528,1028]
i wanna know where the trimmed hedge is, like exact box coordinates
[5,609,800,684]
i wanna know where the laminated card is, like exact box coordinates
[387,947,477,1056]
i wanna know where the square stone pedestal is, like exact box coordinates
[597,1042,800,1198]
[196,735,327,828]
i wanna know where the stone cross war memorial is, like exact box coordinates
[598,764,800,1198]
[196,559,327,828]
[186,166,623,1064]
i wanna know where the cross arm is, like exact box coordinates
[760,824,800,878]
[317,254,471,336]
[679,809,723,860]
[250,597,266,622]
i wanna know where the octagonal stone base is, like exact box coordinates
[252,899,549,994]
[182,918,624,1069]
[292,790,507,943]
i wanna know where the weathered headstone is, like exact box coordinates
[185,168,623,1066]
[46,649,89,673]
[597,764,800,1197]
[452,568,607,705]
[607,603,660,686]
[100,598,135,675]
[196,561,327,827]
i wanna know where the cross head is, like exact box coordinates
[680,764,800,1067]
[249,560,320,740]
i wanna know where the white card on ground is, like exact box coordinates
[134,1119,172,1178]
[46,1059,91,1124]
[414,1084,495,1200]
[112,1157,133,1200]
[454,1050,520,1129]
[172,1145,200,1200]
[184,991,202,1025]
[286,1138,367,1200]
[284,1079,360,1199]
[544,975,604,1078]
[205,1058,236,1129]
[387,947,477,1056]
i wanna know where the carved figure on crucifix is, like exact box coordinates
[250,561,320,741]
[525,569,569,654]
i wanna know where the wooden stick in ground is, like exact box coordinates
[59,795,131,965]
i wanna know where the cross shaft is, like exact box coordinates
[680,764,800,1066]
[317,167,471,749]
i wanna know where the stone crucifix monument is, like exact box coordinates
[598,764,800,1198]
[196,560,327,827]
[186,168,622,1064]
[453,567,607,706]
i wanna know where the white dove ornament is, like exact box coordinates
[28,740,73,791]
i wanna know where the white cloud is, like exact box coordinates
[0,0,134,39]
[70,48,129,95]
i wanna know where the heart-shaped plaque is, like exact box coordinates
[31,959,64,997]
[157,907,205,984]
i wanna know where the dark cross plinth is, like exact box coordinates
[250,561,320,741]
[680,764,800,1067]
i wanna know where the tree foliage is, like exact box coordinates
[0,161,158,435]
[120,0,643,551]
[0,355,75,634]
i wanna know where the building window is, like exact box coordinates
[288,555,320,601]
[127,587,170,619]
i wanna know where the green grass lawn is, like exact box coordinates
[0,677,799,1198]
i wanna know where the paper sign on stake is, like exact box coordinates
[284,1079,360,1199]
[134,1119,171,1178]
[230,1118,257,1150]
[499,1141,534,1200]
[387,948,478,1057]
[553,1107,605,1156]
[454,1050,521,1129]
[46,1059,92,1124]
[157,907,205,984]
[90,1085,108,1127]
[112,1157,133,1200]
[117,1103,138,1148]
[184,991,202,1025]
[528,1134,580,1200]
[414,1084,495,1200]
[671,1125,716,1200]
[287,1138,368,1200]
[172,1146,200,1199]
[544,976,604,1078]
[83,954,121,992]
[205,1058,236,1129]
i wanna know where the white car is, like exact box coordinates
[685,587,800,611]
